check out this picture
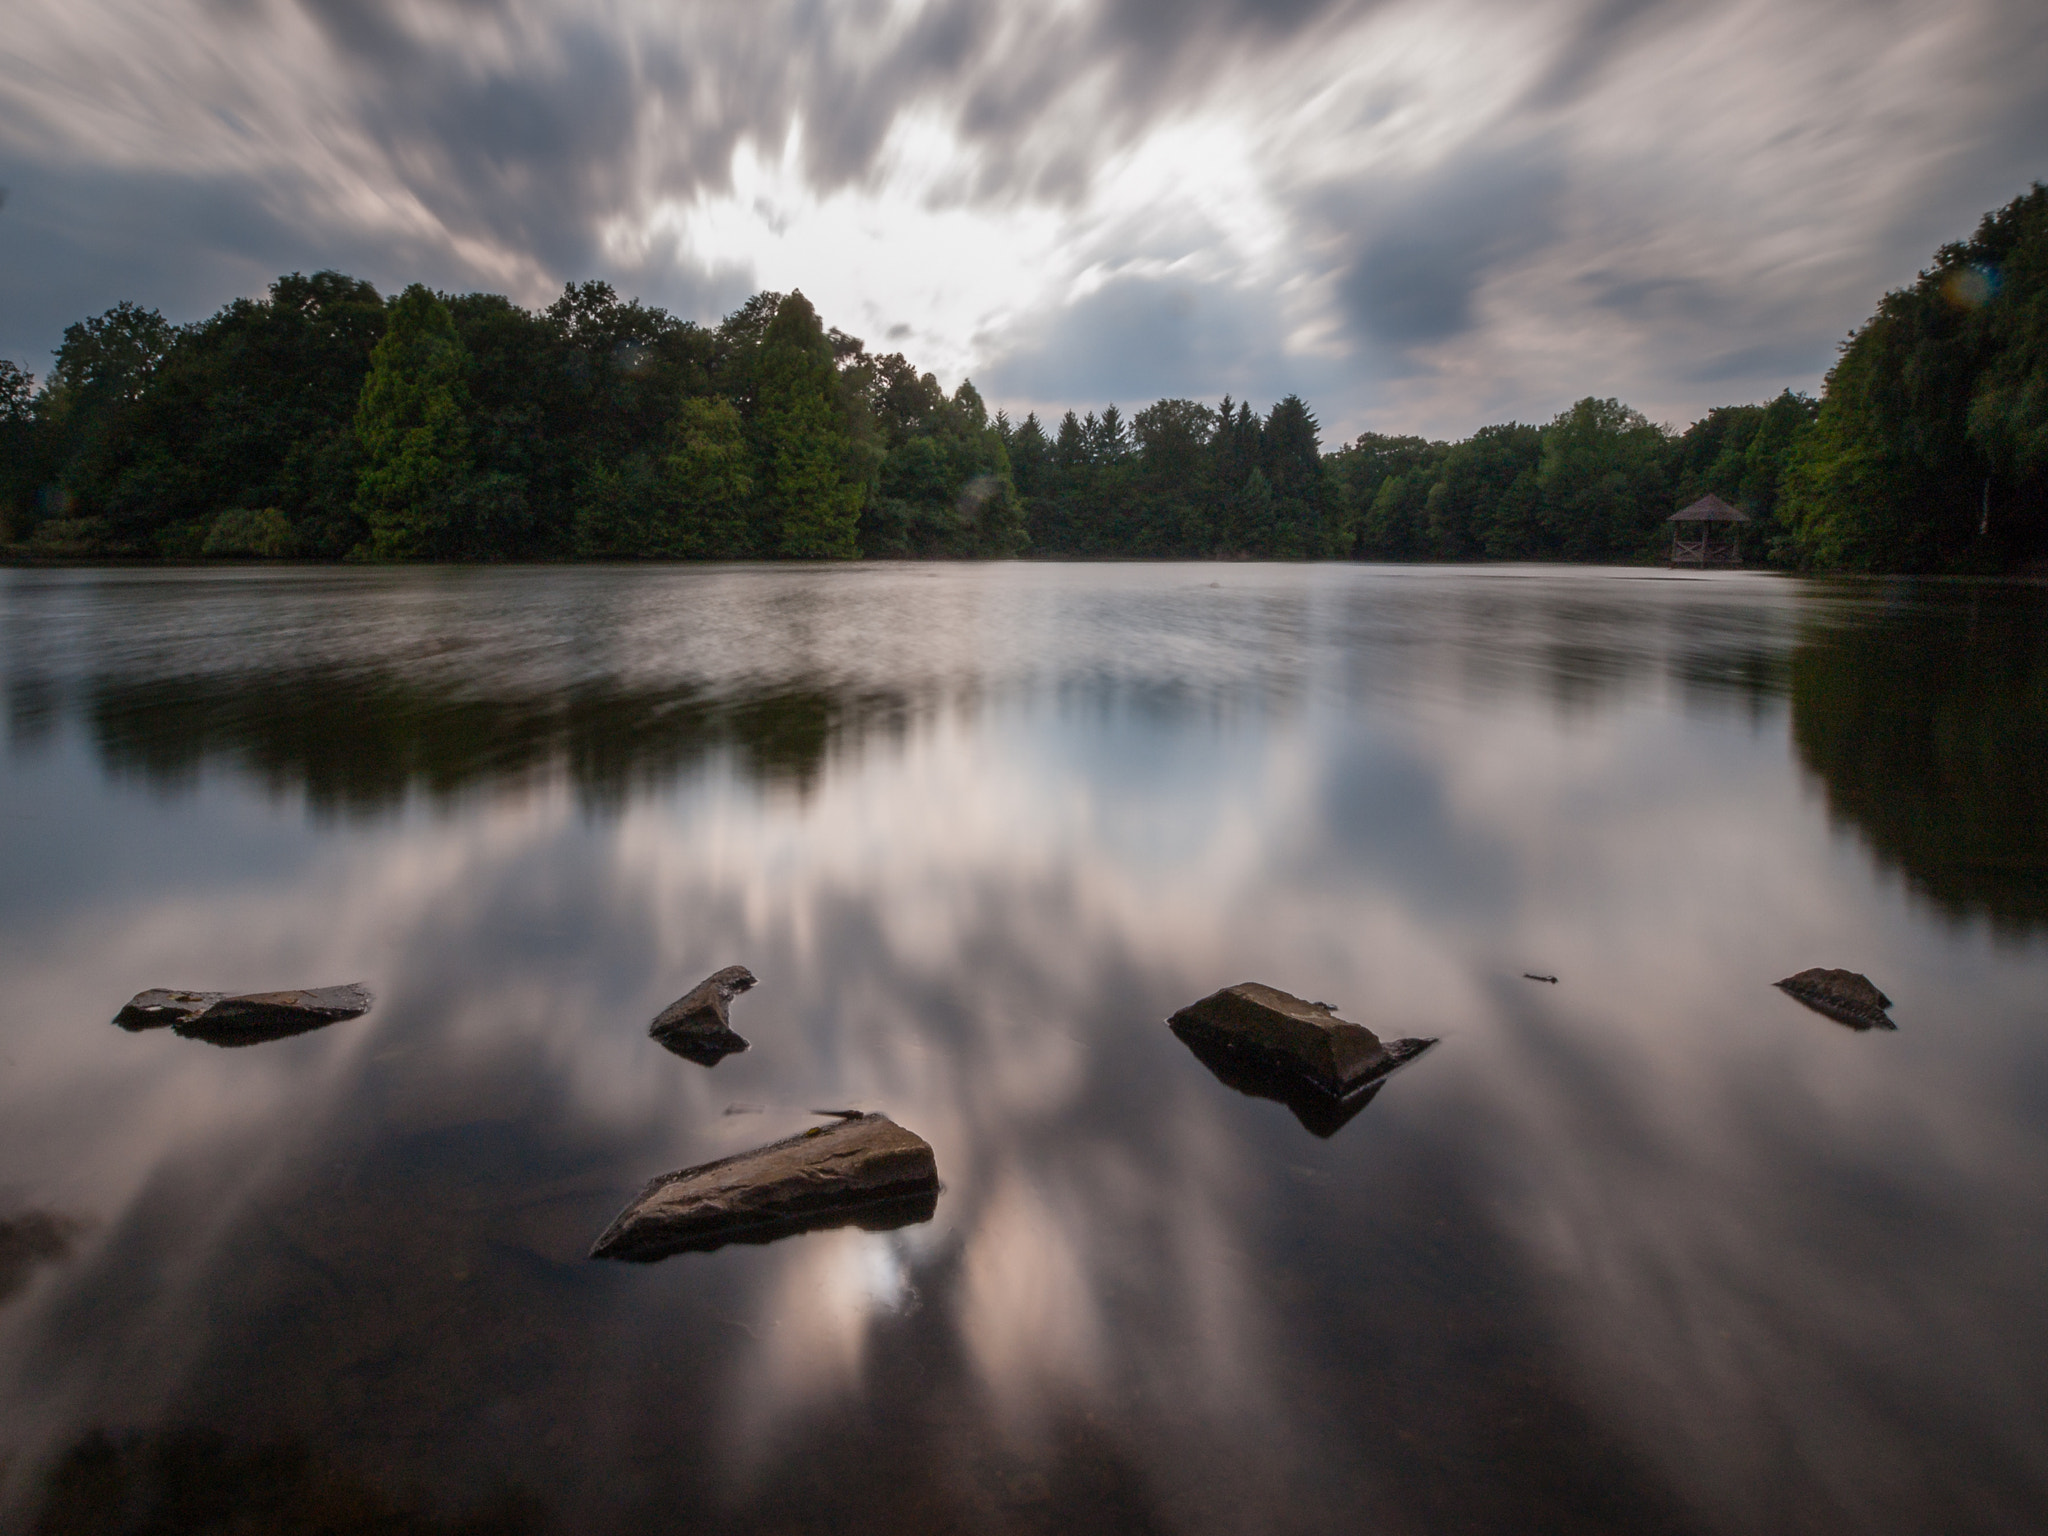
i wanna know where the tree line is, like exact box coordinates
[2,185,2041,569]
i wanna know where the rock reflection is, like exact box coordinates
[62,671,917,815]
[1169,1021,1390,1137]
[1790,584,2048,934]
[0,1212,80,1305]
[31,1429,541,1536]
[651,1032,749,1068]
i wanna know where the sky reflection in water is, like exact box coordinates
[0,565,2043,1535]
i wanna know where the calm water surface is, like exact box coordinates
[0,564,2043,1534]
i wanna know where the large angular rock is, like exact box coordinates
[649,965,756,1065]
[1168,982,1435,1102]
[1775,968,1896,1031]
[112,984,373,1046]
[590,1113,940,1261]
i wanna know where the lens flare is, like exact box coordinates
[1941,264,1998,310]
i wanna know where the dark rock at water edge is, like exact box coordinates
[590,1112,940,1261]
[1169,982,1436,1103]
[112,984,373,1046]
[1775,968,1896,1030]
[649,965,756,1063]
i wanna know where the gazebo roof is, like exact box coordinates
[1668,493,1750,523]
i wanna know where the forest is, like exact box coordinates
[1,184,2042,570]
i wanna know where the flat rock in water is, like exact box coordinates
[590,1113,939,1261]
[649,965,756,1063]
[113,984,373,1046]
[1775,968,1895,1031]
[1169,982,1435,1101]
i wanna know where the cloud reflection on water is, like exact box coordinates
[0,566,2044,1534]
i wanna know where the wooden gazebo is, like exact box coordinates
[1667,494,1750,566]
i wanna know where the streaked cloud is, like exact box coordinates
[1,0,2043,436]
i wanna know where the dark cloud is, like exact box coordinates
[369,25,641,278]
[983,274,1279,408]
[1682,338,1838,386]
[1520,0,1685,110]
[1331,149,1568,349]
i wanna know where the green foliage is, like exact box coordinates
[573,396,755,558]
[0,359,35,536]
[15,184,2039,569]
[1131,398,1217,555]
[858,361,1024,557]
[1326,433,1441,559]
[1781,183,2048,570]
[1668,390,1815,531]
[663,396,756,557]
[1536,398,1674,561]
[202,506,297,558]
[752,292,864,559]
[354,285,511,561]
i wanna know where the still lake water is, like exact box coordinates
[0,563,2043,1535]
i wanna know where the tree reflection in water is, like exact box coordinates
[1789,583,2048,935]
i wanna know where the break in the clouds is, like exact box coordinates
[2,0,2045,437]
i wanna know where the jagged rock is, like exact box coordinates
[590,1113,940,1261]
[1775,968,1896,1031]
[1169,982,1435,1104]
[112,984,372,1046]
[649,965,756,1064]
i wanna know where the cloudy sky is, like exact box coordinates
[3,0,2045,439]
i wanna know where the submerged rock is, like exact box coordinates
[1775,968,1896,1031]
[590,1112,940,1261]
[113,984,372,1046]
[649,965,756,1064]
[1169,982,1435,1103]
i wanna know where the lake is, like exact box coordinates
[0,563,2043,1535]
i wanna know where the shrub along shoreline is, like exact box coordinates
[3,186,2042,572]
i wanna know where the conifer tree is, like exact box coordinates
[753,291,862,559]
[354,285,471,559]
[663,396,755,556]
